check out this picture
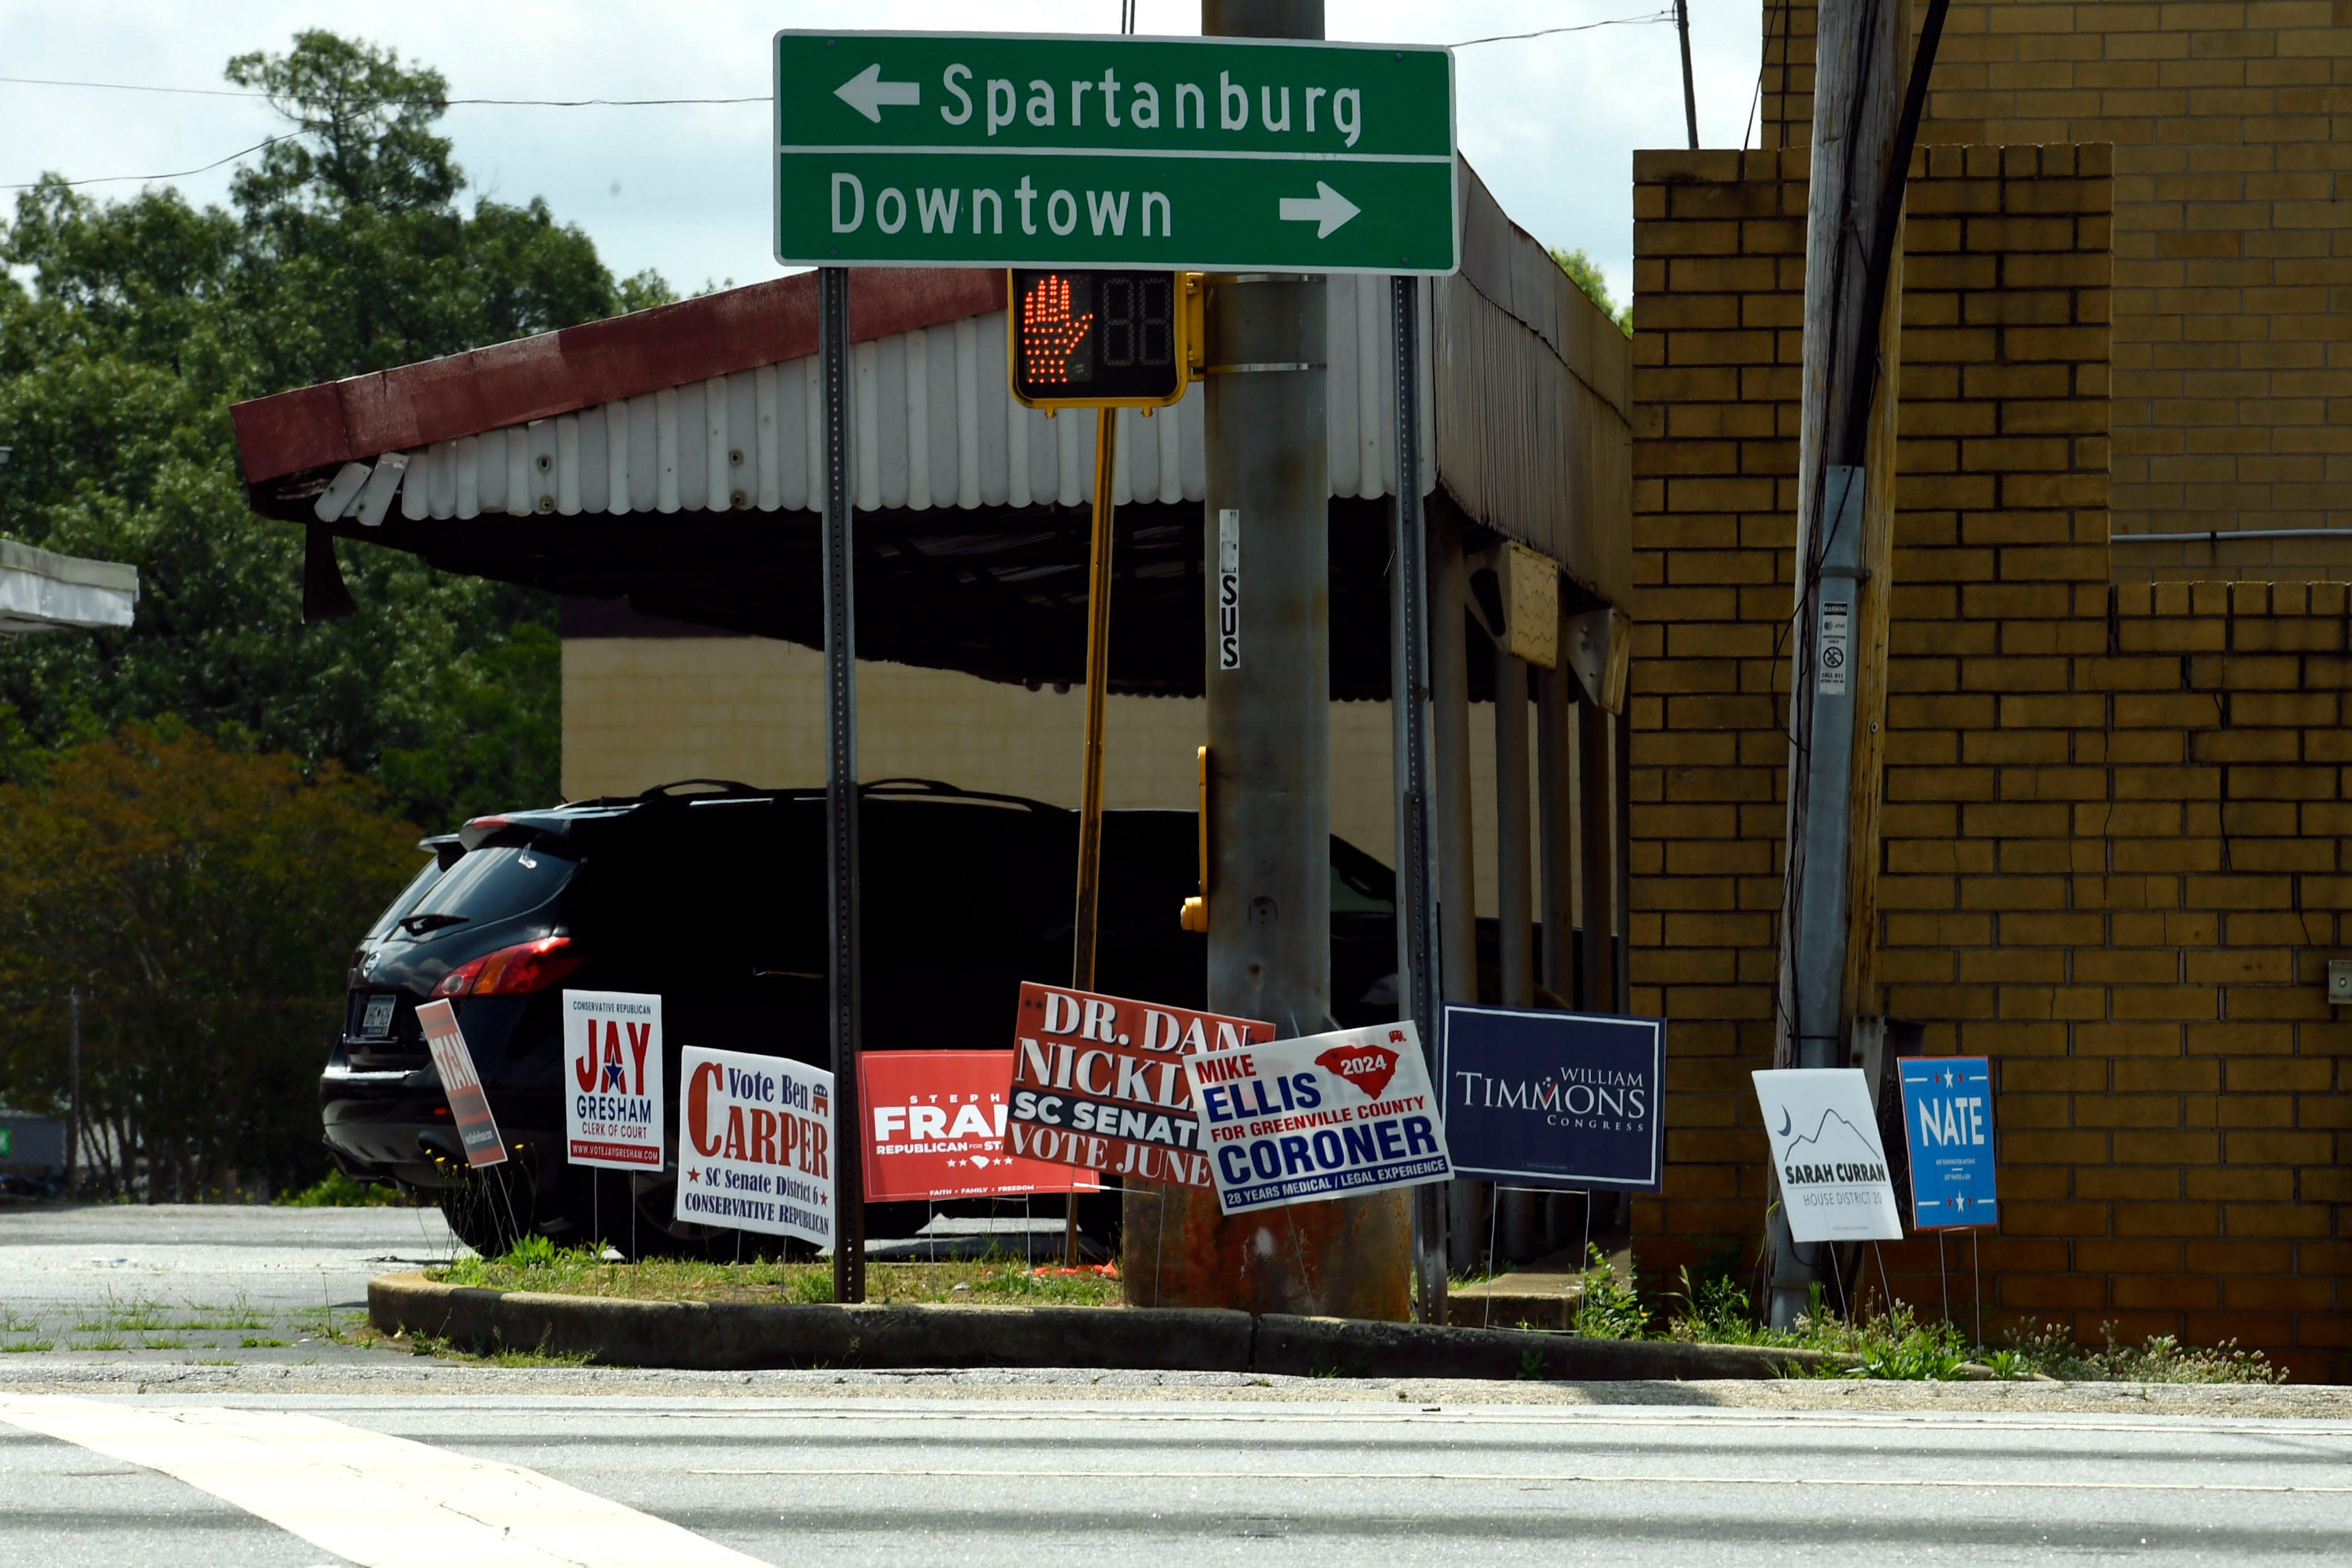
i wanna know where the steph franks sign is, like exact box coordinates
[861,1049,1097,1202]
[1439,1006,1664,1192]
[1191,1021,1452,1216]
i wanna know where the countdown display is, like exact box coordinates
[1008,269,1191,410]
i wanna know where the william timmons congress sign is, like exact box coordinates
[1439,1006,1665,1193]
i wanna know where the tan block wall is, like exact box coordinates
[1637,145,2352,1381]
[564,637,1540,919]
[1759,1,2352,571]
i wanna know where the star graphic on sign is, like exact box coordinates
[686,1167,700,1183]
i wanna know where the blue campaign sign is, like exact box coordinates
[1896,1056,1998,1229]
[1439,1005,1664,1192]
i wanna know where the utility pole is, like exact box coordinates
[67,988,81,1194]
[1768,0,1946,1328]
[1676,0,1699,150]
[1124,0,1411,1321]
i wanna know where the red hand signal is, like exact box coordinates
[1020,274,1094,384]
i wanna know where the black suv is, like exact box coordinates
[324,778,1401,1254]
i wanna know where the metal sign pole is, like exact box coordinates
[1065,406,1119,1267]
[1391,273,1446,1325]
[819,265,866,1304]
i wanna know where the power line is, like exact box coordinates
[0,75,764,107]
[3,133,299,192]
[1450,10,1676,47]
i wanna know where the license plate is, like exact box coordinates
[359,995,397,1038]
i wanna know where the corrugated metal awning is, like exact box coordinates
[0,538,138,638]
[232,160,1629,698]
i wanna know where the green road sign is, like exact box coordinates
[775,31,1457,275]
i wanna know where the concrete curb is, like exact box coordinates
[369,1272,1856,1382]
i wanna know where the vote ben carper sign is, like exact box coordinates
[859,1049,1096,1203]
[1006,983,1273,1186]
[1192,1020,1452,1216]
[562,990,663,1170]
[676,1046,834,1247]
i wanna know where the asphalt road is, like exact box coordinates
[4,1205,2350,1563]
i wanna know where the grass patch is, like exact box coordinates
[139,1336,186,1350]
[2,1339,53,1353]
[1487,1249,2288,1384]
[71,1338,125,1352]
[279,1169,425,1208]
[430,1240,1122,1308]
[240,1337,289,1349]
[400,1331,596,1368]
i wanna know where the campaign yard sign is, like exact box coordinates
[1439,1005,1664,1192]
[860,1049,1098,1202]
[1753,1068,1903,1243]
[417,999,506,1169]
[1191,1021,1452,1215]
[1007,983,1273,1187]
[676,1046,834,1247]
[562,990,664,1170]
[1897,1056,1998,1229]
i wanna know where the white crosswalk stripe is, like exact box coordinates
[0,1394,769,1568]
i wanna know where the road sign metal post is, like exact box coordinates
[1391,274,1446,1324]
[819,266,866,1304]
[1064,409,1119,1267]
[774,29,1456,275]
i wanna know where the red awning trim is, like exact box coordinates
[229,267,1005,484]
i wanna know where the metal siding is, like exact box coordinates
[441,274,1628,609]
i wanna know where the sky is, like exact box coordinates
[1,1,1762,312]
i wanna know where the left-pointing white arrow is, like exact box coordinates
[835,63,920,123]
[1277,181,1361,239]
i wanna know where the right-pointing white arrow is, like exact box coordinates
[1278,181,1361,239]
[834,63,920,123]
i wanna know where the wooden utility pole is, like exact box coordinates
[1767,0,1927,1328]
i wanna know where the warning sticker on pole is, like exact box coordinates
[1816,597,1850,695]
[562,990,663,1170]
[1008,984,1273,1186]
[676,1046,834,1247]
[1216,508,1240,671]
[417,999,506,1169]
[1192,1020,1452,1215]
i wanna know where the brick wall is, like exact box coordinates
[1633,145,2351,1380]
[1758,1,2352,571]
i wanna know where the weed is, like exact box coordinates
[428,1251,1120,1308]
[404,1331,593,1369]
[2,1339,53,1353]
[279,1170,423,1208]
[1517,1349,1550,1380]
[1999,1321,2282,1385]
[240,1337,289,1349]
[72,1339,125,1352]
[1573,1245,1650,1340]
[140,1336,186,1350]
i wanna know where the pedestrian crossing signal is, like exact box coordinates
[1008,269,1197,410]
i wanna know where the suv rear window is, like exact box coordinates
[401,840,578,930]
[364,856,447,941]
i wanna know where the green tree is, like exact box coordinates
[0,31,672,827]
[0,727,423,1197]
[1552,247,1632,338]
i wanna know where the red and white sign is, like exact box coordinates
[1007,983,1274,1187]
[859,1050,1097,1203]
[417,999,506,1169]
[562,990,663,1169]
[676,1046,833,1246]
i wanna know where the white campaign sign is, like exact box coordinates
[675,1046,834,1247]
[562,990,664,1170]
[1191,1020,1452,1215]
[1753,1068,1903,1243]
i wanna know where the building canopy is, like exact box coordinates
[231,162,1628,699]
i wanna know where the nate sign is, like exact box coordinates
[776,32,1457,273]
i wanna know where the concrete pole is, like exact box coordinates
[1122,0,1409,1322]
[1535,656,1576,1254]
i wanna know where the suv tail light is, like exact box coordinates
[431,935,581,998]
